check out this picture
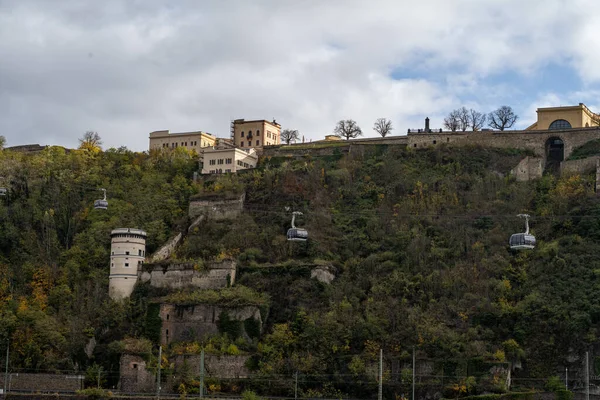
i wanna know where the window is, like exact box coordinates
[256,130,260,136]
[226,158,232,164]
[413,144,417,147]
[209,159,216,165]
[125,251,130,255]
[256,140,260,146]
[133,364,138,369]
[225,169,231,173]
[549,119,572,130]
[167,314,169,320]
[218,159,224,164]
[111,263,114,268]
[125,263,129,267]
[218,169,222,173]
[433,140,437,144]
[241,131,244,137]
[237,160,243,166]
[139,249,142,256]
[185,142,188,146]
[241,141,244,147]
[181,142,184,146]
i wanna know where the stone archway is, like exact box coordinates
[546,137,565,163]
[545,137,564,174]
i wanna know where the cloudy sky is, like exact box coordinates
[2,0,600,151]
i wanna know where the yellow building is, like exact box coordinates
[232,119,281,148]
[526,103,600,130]
[149,130,217,152]
[201,147,258,174]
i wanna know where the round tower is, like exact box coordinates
[109,228,147,300]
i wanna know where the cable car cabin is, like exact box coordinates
[509,233,536,250]
[287,228,308,241]
[0,188,6,196]
[94,199,108,210]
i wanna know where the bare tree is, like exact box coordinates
[468,109,486,131]
[334,120,363,140]
[280,129,300,145]
[443,110,460,132]
[457,107,470,131]
[488,106,518,131]
[373,118,393,137]
[79,131,103,151]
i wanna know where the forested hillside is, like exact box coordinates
[1,143,599,397]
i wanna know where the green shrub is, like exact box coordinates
[555,390,574,400]
[76,388,112,400]
[242,390,263,400]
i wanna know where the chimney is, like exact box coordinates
[425,117,430,132]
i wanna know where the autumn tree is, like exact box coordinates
[281,129,300,145]
[78,131,103,152]
[469,109,486,131]
[488,106,518,131]
[334,120,363,140]
[373,118,393,137]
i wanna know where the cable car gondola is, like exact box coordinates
[287,211,308,241]
[94,188,108,210]
[509,214,536,250]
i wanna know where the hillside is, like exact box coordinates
[0,143,599,397]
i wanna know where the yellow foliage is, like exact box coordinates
[494,349,506,362]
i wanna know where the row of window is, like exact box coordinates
[208,158,233,165]
[111,250,145,256]
[237,160,251,168]
[161,141,201,148]
[112,234,145,239]
[240,140,260,147]
[208,169,232,174]
[240,130,261,138]
[111,260,143,268]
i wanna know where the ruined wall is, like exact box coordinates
[188,193,245,220]
[140,259,236,290]
[0,373,84,392]
[160,303,263,345]
[173,354,250,379]
[561,156,600,175]
[510,156,544,181]
[119,354,155,393]
[148,233,183,263]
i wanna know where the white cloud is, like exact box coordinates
[1,0,600,150]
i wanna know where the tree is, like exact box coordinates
[334,120,363,140]
[0,135,5,149]
[373,118,393,137]
[78,131,103,152]
[443,110,460,132]
[468,109,486,131]
[488,106,518,131]
[280,129,299,145]
[457,107,470,132]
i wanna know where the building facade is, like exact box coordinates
[231,119,281,148]
[526,103,600,130]
[201,147,258,174]
[149,130,217,152]
[109,228,147,300]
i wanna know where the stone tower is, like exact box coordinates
[109,228,147,300]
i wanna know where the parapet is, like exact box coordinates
[111,228,147,238]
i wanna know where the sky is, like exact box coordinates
[3,0,600,151]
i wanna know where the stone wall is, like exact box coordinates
[0,373,84,392]
[119,354,155,393]
[188,193,245,220]
[510,156,544,181]
[561,156,600,175]
[407,127,600,163]
[173,354,250,379]
[140,259,236,290]
[148,233,183,263]
[160,303,262,345]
